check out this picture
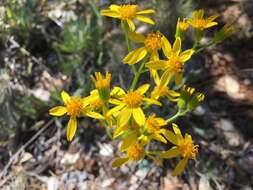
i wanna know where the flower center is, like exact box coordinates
[124,91,143,108]
[66,97,83,117]
[118,5,137,20]
[127,143,145,161]
[194,19,208,29]
[144,31,163,52]
[178,138,198,159]
[167,55,183,73]
[146,115,160,133]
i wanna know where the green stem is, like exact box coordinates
[166,110,187,123]
[130,59,146,90]
[121,21,136,74]
[194,41,215,54]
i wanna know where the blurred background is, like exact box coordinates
[0,0,253,189]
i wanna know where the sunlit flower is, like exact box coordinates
[49,91,104,141]
[112,142,145,168]
[107,84,161,127]
[160,123,199,176]
[100,4,155,31]
[188,9,218,30]
[123,31,168,65]
[146,37,194,85]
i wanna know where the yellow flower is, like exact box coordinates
[177,18,189,31]
[107,84,161,127]
[146,37,194,85]
[49,91,104,141]
[91,72,111,101]
[160,123,198,176]
[100,4,155,31]
[151,71,180,101]
[188,9,218,30]
[112,142,145,168]
[123,31,168,65]
[176,18,189,39]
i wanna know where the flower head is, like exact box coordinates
[146,37,194,85]
[112,142,146,168]
[49,91,104,141]
[176,18,189,39]
[188,9,218,30]
[123,31,168,65]
[107,84,161,127]
[160,123,199,176]
[100,4,155,31]
[91,72,111,101]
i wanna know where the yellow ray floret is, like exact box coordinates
[146,37,194,85]
[100,4,155,31]
[188,9,218,30]
[49,91,104,141]
[160,123,199,176]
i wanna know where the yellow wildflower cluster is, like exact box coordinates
[49,4,234,176]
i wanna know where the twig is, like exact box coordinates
[0,119,54,179]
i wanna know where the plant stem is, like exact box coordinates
[166,110,186,123]
[130,59,146,90]
[194,41,215,54]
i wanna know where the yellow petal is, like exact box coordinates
[49,106,67,116]
[172,37,181,55]
[113,125,128,139]
[117,107,132,127]
[179,49,194,62]
[61,91,71,104]
[132,108,145,126]
[109,4,120,11]
[107,104,125,117]
[172,123,183,140]
[123,47,147,65]
[85,111,104,119]
[160,129,177,145]
[112,157,129,168]
[160,70,172,87]
[136,15,155,25]
[108,98,122,105]
[172,157,188,176]
[143,97,161,106]
[151,133,167,144]
[120,131,138,151]
[160,147,180,158]
[127,19,135,31]
[136,84,150,95]
[204,22,218,28]
[100,10,119,18]
[137,9,155,14]
[150,69,160,85]
[128,32,145,43]
[161,35,172,58]
[67,116,77,141]
[110,87,126,97]
[146,60,168,70]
